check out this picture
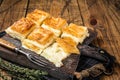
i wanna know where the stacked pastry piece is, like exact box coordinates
[5,9,89,67]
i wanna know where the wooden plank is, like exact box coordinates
[0,0,28,31]
[99,1,120,79]
[27,0,83,25]
[26,0,52,15]
[100,0,120,63]
[77,0,120,80]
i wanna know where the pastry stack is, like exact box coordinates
[5,9,89,67]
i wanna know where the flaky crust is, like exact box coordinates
[56,37,79,54]
[26,9,50,25]
[11,18,34,34]
[27,27,54,45]
[22,27,55,54]
[5,18,35,40]
[62,23,88,38]
[43,17,67,30]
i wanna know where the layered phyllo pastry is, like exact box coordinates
[26,9,50,26]
[41,37,79,67]
[61,23,89,44]
[22,27,55,54]
[41,17,68,37]
[5,18,36,41]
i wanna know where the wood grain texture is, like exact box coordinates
[0,0,28,30]
[0,0,120,80]
[27,0,83,25]
[78,0,120,80]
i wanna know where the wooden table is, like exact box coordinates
[0,0,120,80]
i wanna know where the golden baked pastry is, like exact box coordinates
[41,17,68,37]
[56,37,79,54]
[26,9,50,26]
[5,9,90,67]
[5,18,36,40]
[22,27,55,54]
[61,23,89,44]
[41,37,79,67]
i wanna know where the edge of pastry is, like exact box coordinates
[5,18,36,40]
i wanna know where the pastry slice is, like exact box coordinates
[56,37,79,54]
[5,18,36,41]
[26,9,50,26]
[22,27,55,54]
[41,37,79,67]
[41,17,68,37]
[61,23,89,44]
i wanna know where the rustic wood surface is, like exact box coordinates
[0,0,120,80]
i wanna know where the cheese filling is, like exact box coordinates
[61,30,89,44]
[41,43,70,67]
[41,24,61,37]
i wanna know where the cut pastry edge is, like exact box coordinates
[5,27,25,40]
[22,39,44,54]
[41,24,61,37]
[41,43,70,67]
[41,17,68,37]
[22,35,55,54]
[5,25,37,41]
[5,17,38,41]
[41,23,68,37]
[61,32,89,44]
[61,23,89,44]
[41,37,80,67]
[56,37,80,54]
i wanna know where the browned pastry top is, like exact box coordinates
[26,9,50,21]
[62,23,87,38]
[43,17,67,30]
[11,18,34,34]
[27,27,54,45]
[56,37,79,54]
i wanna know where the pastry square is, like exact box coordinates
[5,18,36,41]
[26,9,50,26]
[61,23,89,44]
[41,37,79,67]
[41,17,68,37]
[56,37,79,54]
[22,27,55,54]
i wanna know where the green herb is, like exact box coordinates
[0,58,48,80]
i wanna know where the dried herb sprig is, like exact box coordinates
[0,58,48,80]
